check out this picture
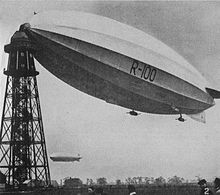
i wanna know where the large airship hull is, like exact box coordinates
[21,11,216,116]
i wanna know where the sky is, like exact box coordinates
[1,1,220,183]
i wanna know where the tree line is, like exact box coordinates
[85,176,186,186]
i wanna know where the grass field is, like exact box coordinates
[36,184,202,195]
[0,184,212,195]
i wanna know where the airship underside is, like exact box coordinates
[20,11,220,121]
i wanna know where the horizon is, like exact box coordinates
[49,175,211,185]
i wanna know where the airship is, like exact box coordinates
[19,11,220,123]
[50,153,82,162]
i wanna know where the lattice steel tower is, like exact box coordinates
[0,30,50,189]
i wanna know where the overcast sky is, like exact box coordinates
[1,1,220,183]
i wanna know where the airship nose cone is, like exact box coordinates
[19,23,31,32]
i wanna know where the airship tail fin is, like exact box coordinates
[206,88,220,99]
[187,111,206,123]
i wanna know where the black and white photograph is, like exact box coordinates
[0,1,220,195]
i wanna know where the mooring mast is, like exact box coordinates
[0,30,50,189]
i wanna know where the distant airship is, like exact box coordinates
[19,10,220,123]
[50,153,82,162]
